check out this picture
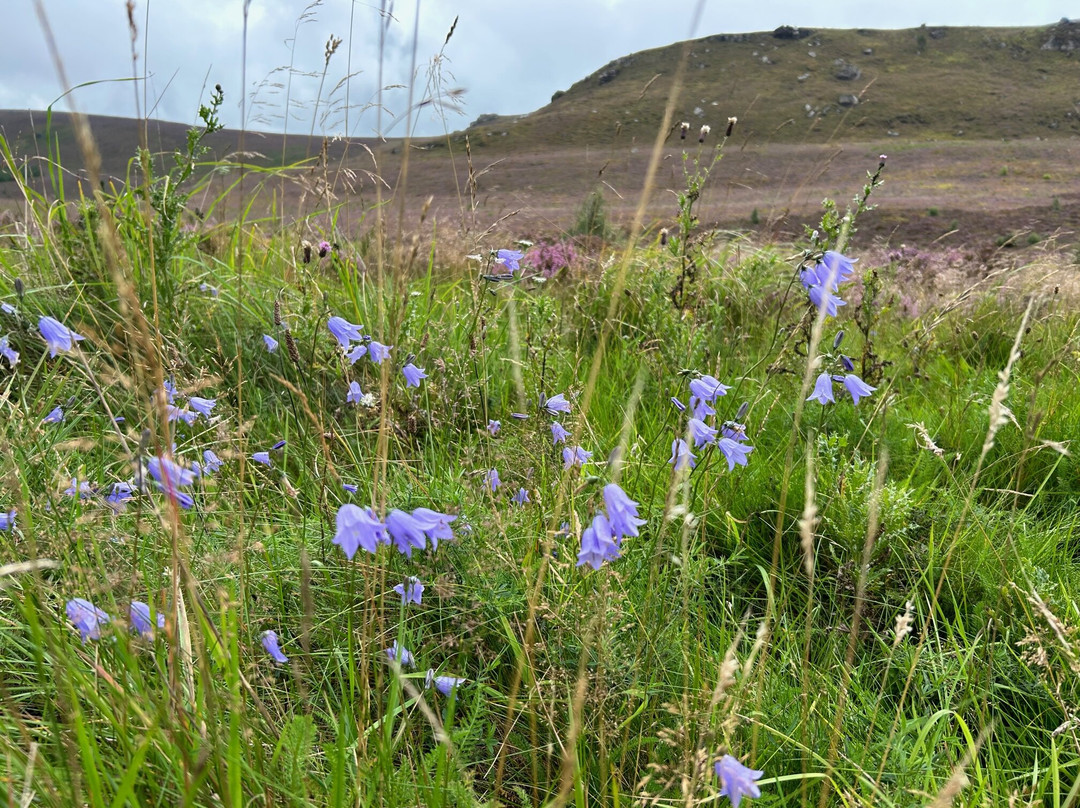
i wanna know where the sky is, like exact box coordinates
[3,0,1068,138]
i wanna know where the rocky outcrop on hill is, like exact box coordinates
[1042,18,1080,51]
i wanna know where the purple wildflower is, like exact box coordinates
[602,483,645,539]
[496,249,525,272]
[385,509,429,558]
[147,456,197,508]
[669,438,696,470]
[252,451,271,466]
[426,669,465,695]
[402,363,428,387]
[38,315,85,357]
[318,240,332,257]
[327,316,364,349]
[671,397,686,412]
[367,341,392,364]
[263,334,280,353]
[64,479,95,499]
[544,393,571,415]
[345,343,367,364]
[0,335,18,368]
[562,445,592,469]
[821,250,857,285]
[385,640,415,668]
[262,630,289,663]
[551,422,570,445]
[333,504,388,559]
[347,380,364,404]
[717,437,754,471]
[840,374,876,405]
[484,468,501,492]
[807,372,835,405]
[714,755,764,808]
[202,450,223,474]
[342,483,358,493]
[0,510,15,531]
[188,397,216,418]
[66,598,110,642]
[393,576,424,606]
[513,487,530,506]
[42,406,64,425]
[808,285,847,317]
[106,482,135,512]
[576,512,620,570]
[1,302,15,315]
[487,419,501,436]
[129,601,165,637]
[687,417,718,448]
[162,379,178,404]
[409,507,456,550]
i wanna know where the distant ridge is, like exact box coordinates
[456,21,1080,148]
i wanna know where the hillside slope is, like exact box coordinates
[460,21,1080,149]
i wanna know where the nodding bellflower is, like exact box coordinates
[551,422,570,445]
[0,335,18,367]
[385,509,430,558]
[495,249,524,272]
[347,380,364,404]
[0,510,14,531]
[543,393,571,415]
[562,445,592,469]
[576,512,621,570]
[262,630,289,663]
[669,438,696,470]
[167,405,197,425]
[202,450,223,474]
[807,372,836,405]
[717,437,754,471]
[484,468,501,492]
[42,406,64,425]
[129,602,165,637]
[162,379,178,404]
[252,451,272,466]
[327,316,364,349]
[385,640,415,668]
[147,456,197,509]
[333,504,388,559]
[367,341,392,364]
[188,397,217,418]
[345,343,367,364]
[513,487,530,506]
[714,754,764,808]
[393,576,424,606]
[487,419,501,436]
[66,598,110,643]
[602,483,646,539]
[687,417,718,448]
[38,315,85,357]
[840,373,876,404]
[402,363,427,387]
[409,507,456,550]
[263,334,279,353]
[426,669,465,695]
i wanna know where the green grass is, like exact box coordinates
[2,91,1080,808]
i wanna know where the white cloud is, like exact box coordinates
[1,0,1065,137]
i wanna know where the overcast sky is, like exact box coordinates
[4,1,1068,137]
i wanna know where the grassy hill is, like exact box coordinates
[460,21,1080,149]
